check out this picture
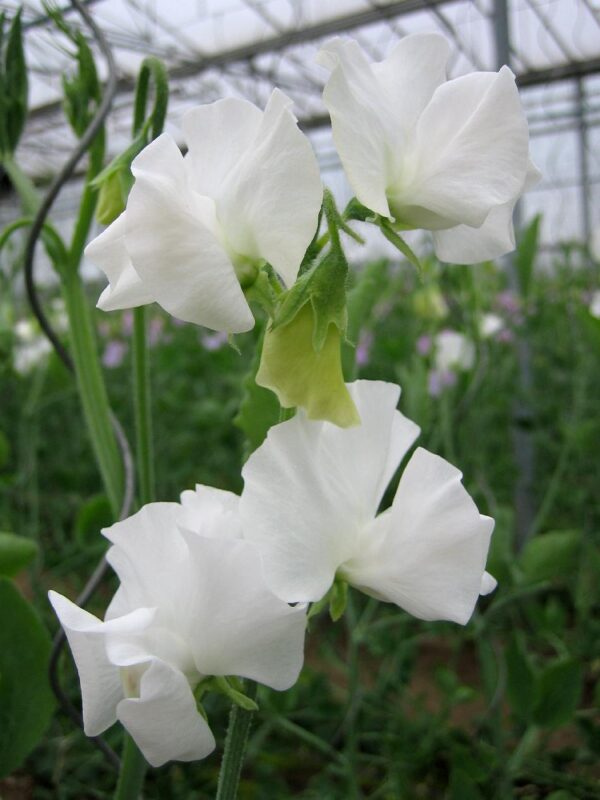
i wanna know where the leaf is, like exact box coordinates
[533,658,582,729]
[74,494,112,545]
[448,768,483,800]
[519,530,581,585]
[0,9,28,156]
[514,215,540,298]
[505,631,536,723]
[0,578,55,778]
[0,532,37,577]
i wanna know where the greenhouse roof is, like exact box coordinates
[2,0,600,248]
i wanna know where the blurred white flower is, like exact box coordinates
[49,492,306,767]
[241,380,495,624]
[480,313,505,339]
[317,34,539,264]
[86,90,322,333]
[434,330,475,372]
[589,290,600,319]
[13,318,52,374]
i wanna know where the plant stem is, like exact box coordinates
[114,735,147,800]
[2,154,39,216]
[132,306,155,506]
[62,270,123,516]
[344,592,363,799]
[215,681,258,800]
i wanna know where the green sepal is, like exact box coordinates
[329,578,349,622]
[95,168,134,225]
[307,590,331,622]
[214,676,259,712]
[343,197,375,223]
[378,217,423,274]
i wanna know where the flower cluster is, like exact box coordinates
[51,31,536,768]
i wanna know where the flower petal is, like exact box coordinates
[343,448,494,624]
[179,484,242,539]
[407,67,529,229]
[180,534,306,690]
[432,159,542,264]
[217,90,322,287]
[48,591,152,736]
[117,659,215,767]
[241,380,420,602]
[85,212,154,312]
[126,133,254,332]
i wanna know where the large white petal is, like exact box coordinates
[117,659,215,767]
[432,159,542,264]
[342,448,494,624]
[85,212,155,312]
[240,380,420,602]
[48,592,153,736]
[216,90,322,287]
[126,134,254,332]
[181,534,306,690]
[317,38,392,216]
[179,484,243,539]
[404,67,529,229]
[182,97,263,200]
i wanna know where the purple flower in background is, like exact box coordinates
[98,321,111,338]
[428,368,457,398]
[497,329,515,344]
[102,340,127,369]
[148,317,165,347]
[356,330,374,367]
[496,290,520,316]
[201,330,228,352]
[121,310,134,336]
[416,334,432,356]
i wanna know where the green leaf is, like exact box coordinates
[0,428,10,469]
[0,9,28,155]
[329,578,348,622]
[515,215,540,298]
[214,676,259,712]
[74,494,112,545]
[533,658,582,729]
[0,532,37,577]
[0,578,55,778]
[519,530,581,584]
[505,631,536,722]
[448,768,483,800]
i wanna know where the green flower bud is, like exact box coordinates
[256,302,360,428]
[413,285,448,320]
[96,169,133,225]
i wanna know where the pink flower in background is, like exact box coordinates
[121,310,134,336]
[102,340,127,369]
[201,330,228,352]
[497,329,515,344]
[148,317,165,347]
[416,334,432,356]
[496,290,521,316]
[428,368,457,398]
[356,330,374,367]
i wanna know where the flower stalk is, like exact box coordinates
[215,681,258,800]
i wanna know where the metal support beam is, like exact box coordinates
[576,78,592,245]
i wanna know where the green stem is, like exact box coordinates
[2,154,39,215]
[62,270,123,516]
[114,735,147,800]
[215,680,258,800]
[344,592,363,800]
[132,306,154,506]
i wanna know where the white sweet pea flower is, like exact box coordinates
[86,90,322,333]
[241,380,495,624]
[589,290,600,320]
[480,313,505,339]
[49,494,306,767]
[317,34,540,265]
[434,330,476,372]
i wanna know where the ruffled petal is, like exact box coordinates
[432,159,542,264]
[117,659,216,767]
[216,90,322,287]
[181,535,306,690]
[317,38,391,216]
[241,380,419,602]
[405,67,530,229]
[48,592,153,736]
[342,448,494,624]
[126,134,254,332]
[179,484,242,539]
[85,212,154,312]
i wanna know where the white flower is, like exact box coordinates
[317,34,540,265]
[589,290,600,319]
[241,380,495,624]
[86,90,322,333]
[13,318,52,374]
[49,491,306,767]
[434,330,476,372]
[480,313,505,339]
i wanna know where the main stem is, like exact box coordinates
[215,681,258,800]
[114,735,147,800]
[132,306,155,506]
